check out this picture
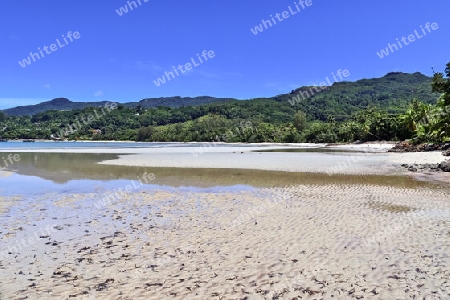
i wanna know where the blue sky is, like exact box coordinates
[1,0,449,109]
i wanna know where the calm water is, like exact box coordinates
[0,152,443,199]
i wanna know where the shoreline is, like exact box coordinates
[1,142,448,184]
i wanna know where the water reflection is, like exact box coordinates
[0,152,442,189]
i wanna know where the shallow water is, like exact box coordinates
[1,152,449,299]
[0,152,444,192]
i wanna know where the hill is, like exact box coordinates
[274,72,440,121]
[2,72,440,119]
[3,72,439,120]
[0,71,443,143]
[2,98,110,116]
[2,96,236,116]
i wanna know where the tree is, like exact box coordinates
[137,126,155,141]
[0,111,6,122]
[432,62,450,106]
[293,111,307,132]
[428,62,450,141]
[135,105,144,114]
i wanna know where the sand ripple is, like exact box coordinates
[0,184,449,299]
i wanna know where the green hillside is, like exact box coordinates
[275,72,439,121]
[0,70,447,144]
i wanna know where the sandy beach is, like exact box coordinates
[3,0,450,298]
[0,143,449,299]
[1,184,449,299]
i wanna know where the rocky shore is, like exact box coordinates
[388,141,450,156]
[401,161,450,172]
[389,142,450,173]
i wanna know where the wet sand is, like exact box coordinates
[94,144,450,184]
[1,184,449,299]
[0,144,449,299]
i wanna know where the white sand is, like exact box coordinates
[1,143,449,299]
[1,185,449,299]
[387,151,447,165]
[92,143,449,177]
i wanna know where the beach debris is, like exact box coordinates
[95,278,114,291]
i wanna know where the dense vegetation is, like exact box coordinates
[282,72,439,121]
[0,67,448,144]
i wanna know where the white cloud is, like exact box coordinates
[43,84,51,90]
[94,90,104,97]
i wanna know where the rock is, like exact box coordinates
[438,161,450,172]
[388,141,412,152]
[443,149,450,156]
[390,142,450,153]
[408,166,417,172]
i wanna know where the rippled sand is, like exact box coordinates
[1,183,449,299]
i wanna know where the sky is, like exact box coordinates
[1,0,449,109]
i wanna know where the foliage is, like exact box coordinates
[400,63,450,143]
[279,72,439,121]
[293,111,307,132]
[432,62,450,105]
[1,69,448,144]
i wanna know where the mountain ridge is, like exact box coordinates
[2,72,439,117]
[2,96,236,116]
